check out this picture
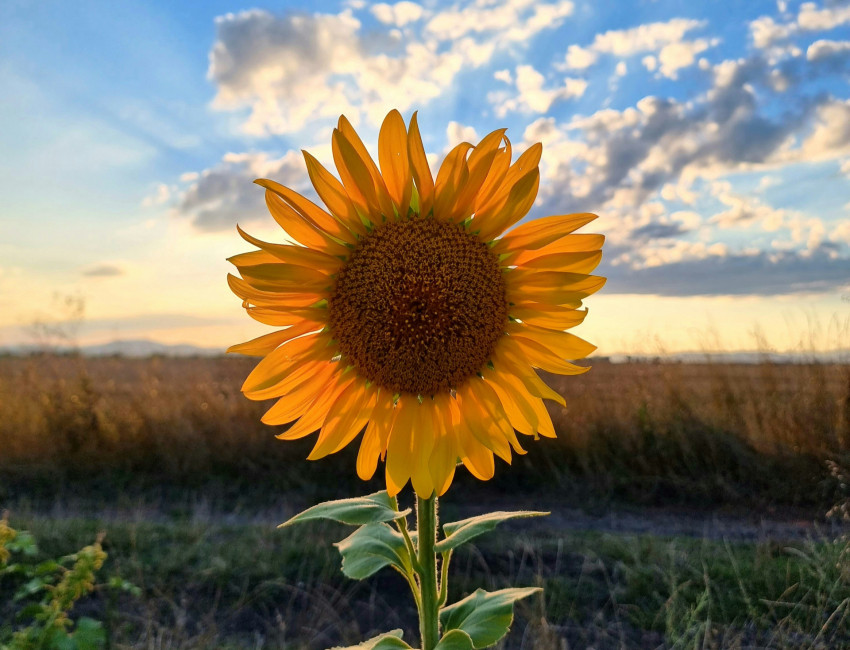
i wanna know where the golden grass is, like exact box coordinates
[0,354,848,508]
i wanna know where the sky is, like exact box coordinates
[1,0,850,355]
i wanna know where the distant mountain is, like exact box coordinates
[0,339,223,358]
[608,350,850,364]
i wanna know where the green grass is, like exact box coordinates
[3,512,848,649]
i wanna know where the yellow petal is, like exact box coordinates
[528,395,557,438]
[241,332,331,393]
[514,250,603,274]
[508,321,597,360]
[482,367,538,437]
[493,213,598,255]
[357,396,394,480]
[505,272,607,305]
[332,128,382,221]
[302,151,367,236]
[408,111,435,217]
[256,180,355,249]
[385,395,418,496]
[458,434,495,480]
[227,320,322,357]
[451,129,506,221]
[276,373,356,440]
[433,142,472,222]
[429,393,458,496]
[510,304,587,330]
[466,377,526,455]
[260,363,340,422]
[261,187,349,255]
[474,140,512,212]
[308,380,377,460]
[227,274,327,307]
[455,381,512,462]
[491,341,566,407]
[507,234,606,265]
[378,109,412,218]
[338,115,396,220]
[237,263,330,292]
[410,401,436,498]
[245,305,326,325]
[510,336,591,375]
[234,225,345,274]
[474,167,540,241]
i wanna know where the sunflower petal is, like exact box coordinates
[260,363,341,422]
[474,167,540,241]
[308,380,377,460]
[302,151,366,236]
[510,304,587,330]
[474,140,512,212]
[429,393,458,496]
[276,373,357,440]
[491,341,566,407]
[227,321,322,357]
[241,332,332,393]
[467,377,526,455]
[456,381,512,462]
[494,213,598,254]
[509,321,597,360]
[357,394,395,480]
[338,115,396,220]
[507,234,606,265]
[234,225,345,273]
[378,109,412,218]
[506,272,607,305]
[433,142,473,222]
[410,402,436,498]
[408,111,435,217]
[386,395,417,496]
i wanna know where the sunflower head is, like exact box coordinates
[227,110,605,498]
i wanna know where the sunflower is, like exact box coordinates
[227,110,605,498]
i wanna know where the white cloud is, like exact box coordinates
[797,1,850,30]
[208,2,576,135]
[656,38,718,79]
[806,39,850,60]
[445,121,478,146]
[141,183,173,207]
[563,44,598,70]
[589,18,705,57]
[370,1,425,26]
[493,68,513,84]
[642,55,657,72]
[425,0,574,42]
[492,64,586,117]
[615,61,628,76]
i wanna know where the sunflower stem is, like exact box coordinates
[416,494,440,650]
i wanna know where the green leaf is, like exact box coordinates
[439,587,542,648]
[8,531,38,556]
[13,576,47,602]
[279,491,410,528]
[434,630,475,650]
[70,617,106,650]
[335,523,412,580]
[328,629,412,649]
[435,511,548,552]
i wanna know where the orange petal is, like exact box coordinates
[507,234,606,265]
[378,109,412,218]
[429,393,458,496]
[433,142,473,222]
[493,213,598,255]
[237,263,331,292]
[256,180,355,248]
[357,395,395,480]
[338,115,396,220]
[260,187,350,255]
[260,363,341,422]
[484,368,538,438]
[508,321,597,360]
[234,226,345,274]
[241,333,333,394]
[510,336,591,375]
[227,320,322,357]
[227,274,327,307]
[473,140,512,213]
[474,167,540,241]
[455,381,512,462]
[303,151,367,236]
[308,381,377,460]
[505,272,607,305]
[408,111,434,217]
[410,401,436,498]
[466,377,526,455]
[385,395,418,496]
[244,305,327,325]
[451,129,506,221]
[276,372,357,440]
[514,250,603,274]
[491,340,566,407]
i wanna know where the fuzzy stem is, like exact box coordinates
[416,494,440,650]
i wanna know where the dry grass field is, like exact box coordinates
[2,354,850,648]
[1,354,848,509]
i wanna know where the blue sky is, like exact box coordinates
[2,0,850,354]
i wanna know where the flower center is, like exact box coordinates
[329,217,508,396]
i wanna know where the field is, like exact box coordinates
[2,355,850,648]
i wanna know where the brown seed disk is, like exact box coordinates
[328,217,508,396]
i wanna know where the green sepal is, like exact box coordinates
[328,629,412,649]
[279,491,410,528]
[435,511,549,552]
[335,523,412,580]
[434,629,475,650]
[439,587,542,648]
